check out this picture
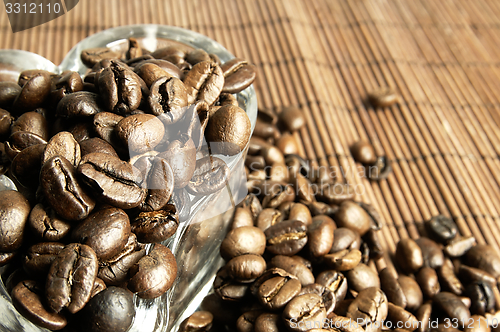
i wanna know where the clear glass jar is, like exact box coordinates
[0,24,257,332]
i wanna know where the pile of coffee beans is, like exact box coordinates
[176,109,500,332]
[0,37,255,331]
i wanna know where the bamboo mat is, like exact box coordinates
[1,0,500,259]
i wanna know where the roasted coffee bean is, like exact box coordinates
[330,227,362,253]
[239,193,263,220]
[366,156,392,181]
[438,258,464,295]
[259,182,295,209]
[254,313,282,332]
[206,104,252,156]
[426,215,458,244]
[10,143,45,187]
[387,303,419,331]
[268,162,289,183]
[293,173,315,204]
[183,60,224,105]
[417,267,441,299]
[41,155,95,221]
[93,111,124,148]
[220,58,257,94]
[158,135,196,189]
[269,255,314,286]
[56,91,103,118]
[232,206,255,229]
[80,137,118,158]
[134,156,175,211]
[72,206,131,261]
[363,229,383,259]
[281,202,312,226]
[184,49,210,65]
[334,200,371,236]
[351,140,377,165]
[23,242,65,275]
[98,235,146,285]
[50,71,83,105]
[98,62,142,115]
[76,286,135,332]
[265,219,307,256]
[4,131,46,161]
[346,263,380,293]
[464,281,495,315]
[179,311,213,332]
[283,293,326,331]
[115,113,165,154]
[13,72,52,113]
[12,280,67,330]
[0,108,14,139]
[278,106,305,132]
[396,238,424,274]
[221,226,266,260]
[379,268,407,308]
[255,208,282,231]
[0,190,30,252]
[458,265,496,286]
[254,118,280,141]
[317,183,355,205]
[433,292,471,327]
[416,237,445,268]
[316,270,348,302]
[307,215,335,257]
[81,48,121,67]
[131,207,179,243]
[346,287,388,328]
[214,267,249,301]
[236,310,262,332]
[399,275,424,312]
[298,283,336,315]
[324,249,362,271]
[445,236,476,257]
[465,245,500,279]
[368,87,398,108]
[92,278,108,298]
[78,152,146,209]
[42,131,81,167]
[134,63,168,87]
[28,203,71,241]
[0,82,22,108]
[128,243,177,299]
[149,76,188,124]
[226,254,267,282]
[285,154,309,178]
[415,303,432,332]
[186,156,229,195]
[125,38,143,60]
[11,110,49,141]
[138,59,182,78]
[46,243,98,314]
[179,100,209,150]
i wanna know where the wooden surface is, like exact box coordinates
[2,0,500,258]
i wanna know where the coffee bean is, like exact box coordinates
[316,270,348,302]
[220,58,257,94]
[78,152,146,209]
[221,226,266,260]
[269,255,314,286]
[214,267,249,301]
[115,113,165,154]
[438,258,464,295]
[42,131,81,167]
[81,48,121,67]
[307,215,335,257]
[134,63,168,87]
[346,263,380,293]
[368,87,398,108]
[10,143,45,187]
[465,245,500,279]
[433,292,471,328]
[444,236,476,258]
[399,275,424,312]
[415,303,432,332]
[316,183,355,205]
[346,287,388,328]
[426,215,459,244]
[158,134,197,189]
[334,200,371,236]
[128,243,177,299]
[0,82,21,108]
[131,207,179,243]
[46,243,98,314]
[0,190,30,252]
[282,293,326,331]
[13,72,52,113]
[41,155,95,221]
[76,286,134,332]
[12,280,67,330]
[80,138,118,158]
[71,206,131,261]
[458,265,496,286]
[226,254,266,282]
[236,310,262,332]
[50,71,83,106]
[23,242,65,275]
[416,237,445,268]
[379,268,407,308]
[278,106,305,132]
[28,203,71,241]
[395,238,424,274]
[298,283,336,315]
[206,104,252,156]
[93,111,124,148]
[330,227,362,253]
[464,281,495,315]
[323,249,362,271]
[259,182,295,209]
[387,303,419,331]
[183,61,224,105]
[254,313,282,332]
[351,140,377,165]
[416,267,441,299]
[186,156,230,195]
[4,131,47,161]
[11,110,49,141]
[98,62,142,115]
[179,311,213,332]
[148,76,188,124]
[255,208,282,231]
[265,219,308,256]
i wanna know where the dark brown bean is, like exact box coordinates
[265,219,308,256]
[399,275,424,312]
[179,311,213,332]
[269,255,315,286]
[351,140,377,165]
[220,226,266,260]
[183,61,224,105]
[226,254,267,282]
[367,87,398,108]
[316,270,348,302]
[23,242,65,275]
[307,215,335,257]
[396,238,424,274]
[115,113,165,154]
[81,48,121,67]
[433,292,471,328]
[221,57,257,94]
[277,106,305,132]
[186,156,229,195]
[283,293,326,331]
[417,267,441,299]
[379,268,407,308]
[465,245,500,280]
[28,203,71,241]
